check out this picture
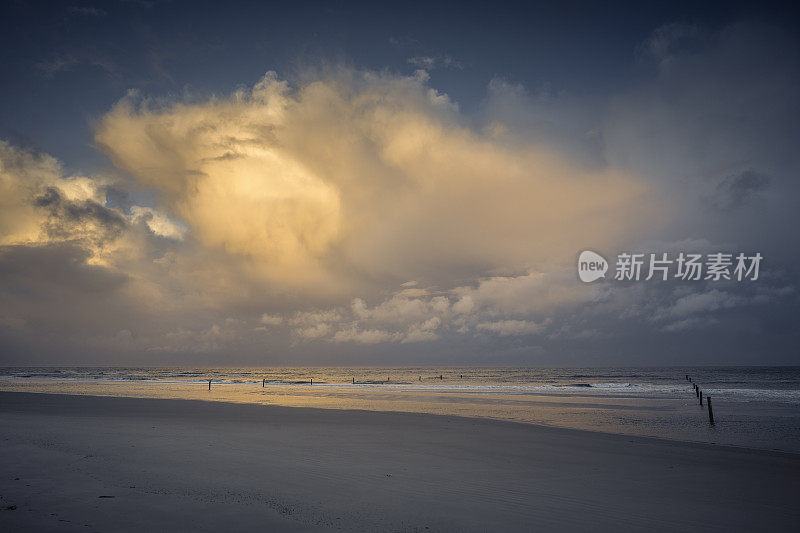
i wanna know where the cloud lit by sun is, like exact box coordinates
[93,70,653,289]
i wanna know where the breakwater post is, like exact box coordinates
[707,396,715,424]
[687,373,715,423]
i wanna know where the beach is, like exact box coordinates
[1,391,798,532]
[3,366,800,453]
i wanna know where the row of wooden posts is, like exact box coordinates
[207,374,454,390]
[210,374,717,428]
[685,374,714,424]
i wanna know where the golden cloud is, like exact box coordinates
[95,69,658,290]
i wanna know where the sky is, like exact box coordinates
[0,0,798,366]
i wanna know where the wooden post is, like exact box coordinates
[262,379,265,387]
[208,379,211,391]
[695,384,698,397]
[699,390,703,406]
[440,374,443,380]
[685,374,688,380]
[707,396,715,424]
[310,378,313,385]
[352,377,355,384]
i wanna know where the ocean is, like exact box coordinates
[2,366,799,453]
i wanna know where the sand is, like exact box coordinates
[0,392,798,532]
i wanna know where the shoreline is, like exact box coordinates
[2,391,799,531]
[1,389,798,457]
[2,381,799,454]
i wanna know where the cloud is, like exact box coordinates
[289,309,342,327]
[709,170,770,210]
[636,23,705,64]
[388,36,421,49]
[34,186,127,248]
[295,323,331,339]
[129,206,186,240]
[35,56,81,78]
[660,317,719,332]
[288,290,450,344]
[259,313,283,326]
[35,53,119,80]
[476,319,544,336]
[3,20,799,365]
[603,21,799,256]
[407,55,463,70]
[95,69,653,292]
[666,290,741,317]
[333,326,400,344]
[279,271,576,344]
[0,141,256,360]
[0,242,131,348]
[0,142,126,262]
[67,6,107,17]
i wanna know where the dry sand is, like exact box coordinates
[0,391,797,532]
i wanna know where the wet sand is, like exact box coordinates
[0,392,798,531]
